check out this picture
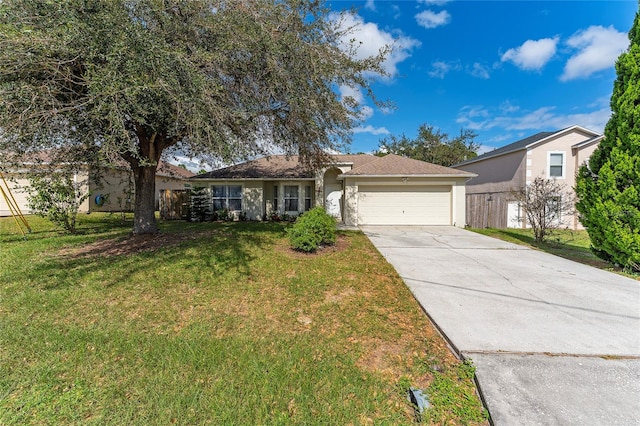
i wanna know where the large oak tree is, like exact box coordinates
[0,0,387,234]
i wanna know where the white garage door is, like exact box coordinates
[357,185,452,225]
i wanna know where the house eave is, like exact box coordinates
[190,177,314,181]
[338,173,477,179]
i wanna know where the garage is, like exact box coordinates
[357,185,452,225]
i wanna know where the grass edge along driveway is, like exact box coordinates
[0,214,488,425]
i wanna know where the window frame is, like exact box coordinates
[273,185,278,212]
[283,185,299,212]
[212,184,243,212]
[304,185,313,211]
[547,151,566,179]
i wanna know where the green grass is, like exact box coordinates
[1,214,488,425]
[470,227,639,280]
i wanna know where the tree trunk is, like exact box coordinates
[132,164,159,234]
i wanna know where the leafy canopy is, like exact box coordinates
[376,123,480,167]
[575,9,640,272]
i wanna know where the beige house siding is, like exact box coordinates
[460,150,526,194]
[0,174,33,216]
[528,130,592,183]
[89,168,133,212]
[1,166,191,216]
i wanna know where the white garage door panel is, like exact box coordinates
[357,185,451,225]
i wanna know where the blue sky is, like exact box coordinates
[328,0,636,154]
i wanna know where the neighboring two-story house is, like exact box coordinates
[454,125,603,229]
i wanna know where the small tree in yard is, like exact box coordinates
[512,177,576,243]
[27,172,89,234]
[189,187,211,222]
[575,10,640,272]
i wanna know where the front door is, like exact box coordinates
[325,185,342,221]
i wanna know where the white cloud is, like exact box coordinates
[476,144,500,155]
[457,103,610,134]
[500,100,520,114]
[428,60,460,79]
[501,37,559,71]
[359,106,375,120]
[353,125,391,135]
[330,12,420,78]
[339,85,364,104]
[365,0,375,11]
[561,25,628,81]
[339,85,374,120]
[416,10,451,29]
[470,63,490,79]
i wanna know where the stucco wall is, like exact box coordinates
[242,181,264,220]
[89,168,133,212]
[460,150,526,194]
[528,130,593,186]
[1,171,93,215]
[0,174,33,216]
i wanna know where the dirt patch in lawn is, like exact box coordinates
[56,229,224,259]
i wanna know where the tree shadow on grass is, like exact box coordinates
[24,221,286,291]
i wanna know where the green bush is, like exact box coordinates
[287,207,336,252]
[26,172,89,234]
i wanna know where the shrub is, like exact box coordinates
[287,207,336,252]
[189,186,211,222]
[26,172,89,234]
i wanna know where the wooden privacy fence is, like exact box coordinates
[159,189,190,220]
[465,193,509,229]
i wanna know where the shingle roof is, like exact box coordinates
[3,149,193,179]
[157,162,196,179]
[341,153,475,176]
[454,131,557,167]
[192,156,315,179]
[192,153,475,179]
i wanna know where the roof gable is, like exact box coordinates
[454,125,602,167]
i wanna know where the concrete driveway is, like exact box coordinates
[361,226,640,426]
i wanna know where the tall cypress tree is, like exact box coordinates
[575,9,640,272]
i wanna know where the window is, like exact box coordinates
[273,185,278,211]
[304,186,312,211]
[284,185,298,211]
[212,185,242,211]
[548,152,565,178]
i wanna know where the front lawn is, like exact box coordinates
[0,214,488,425]
[470,227,638,280]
